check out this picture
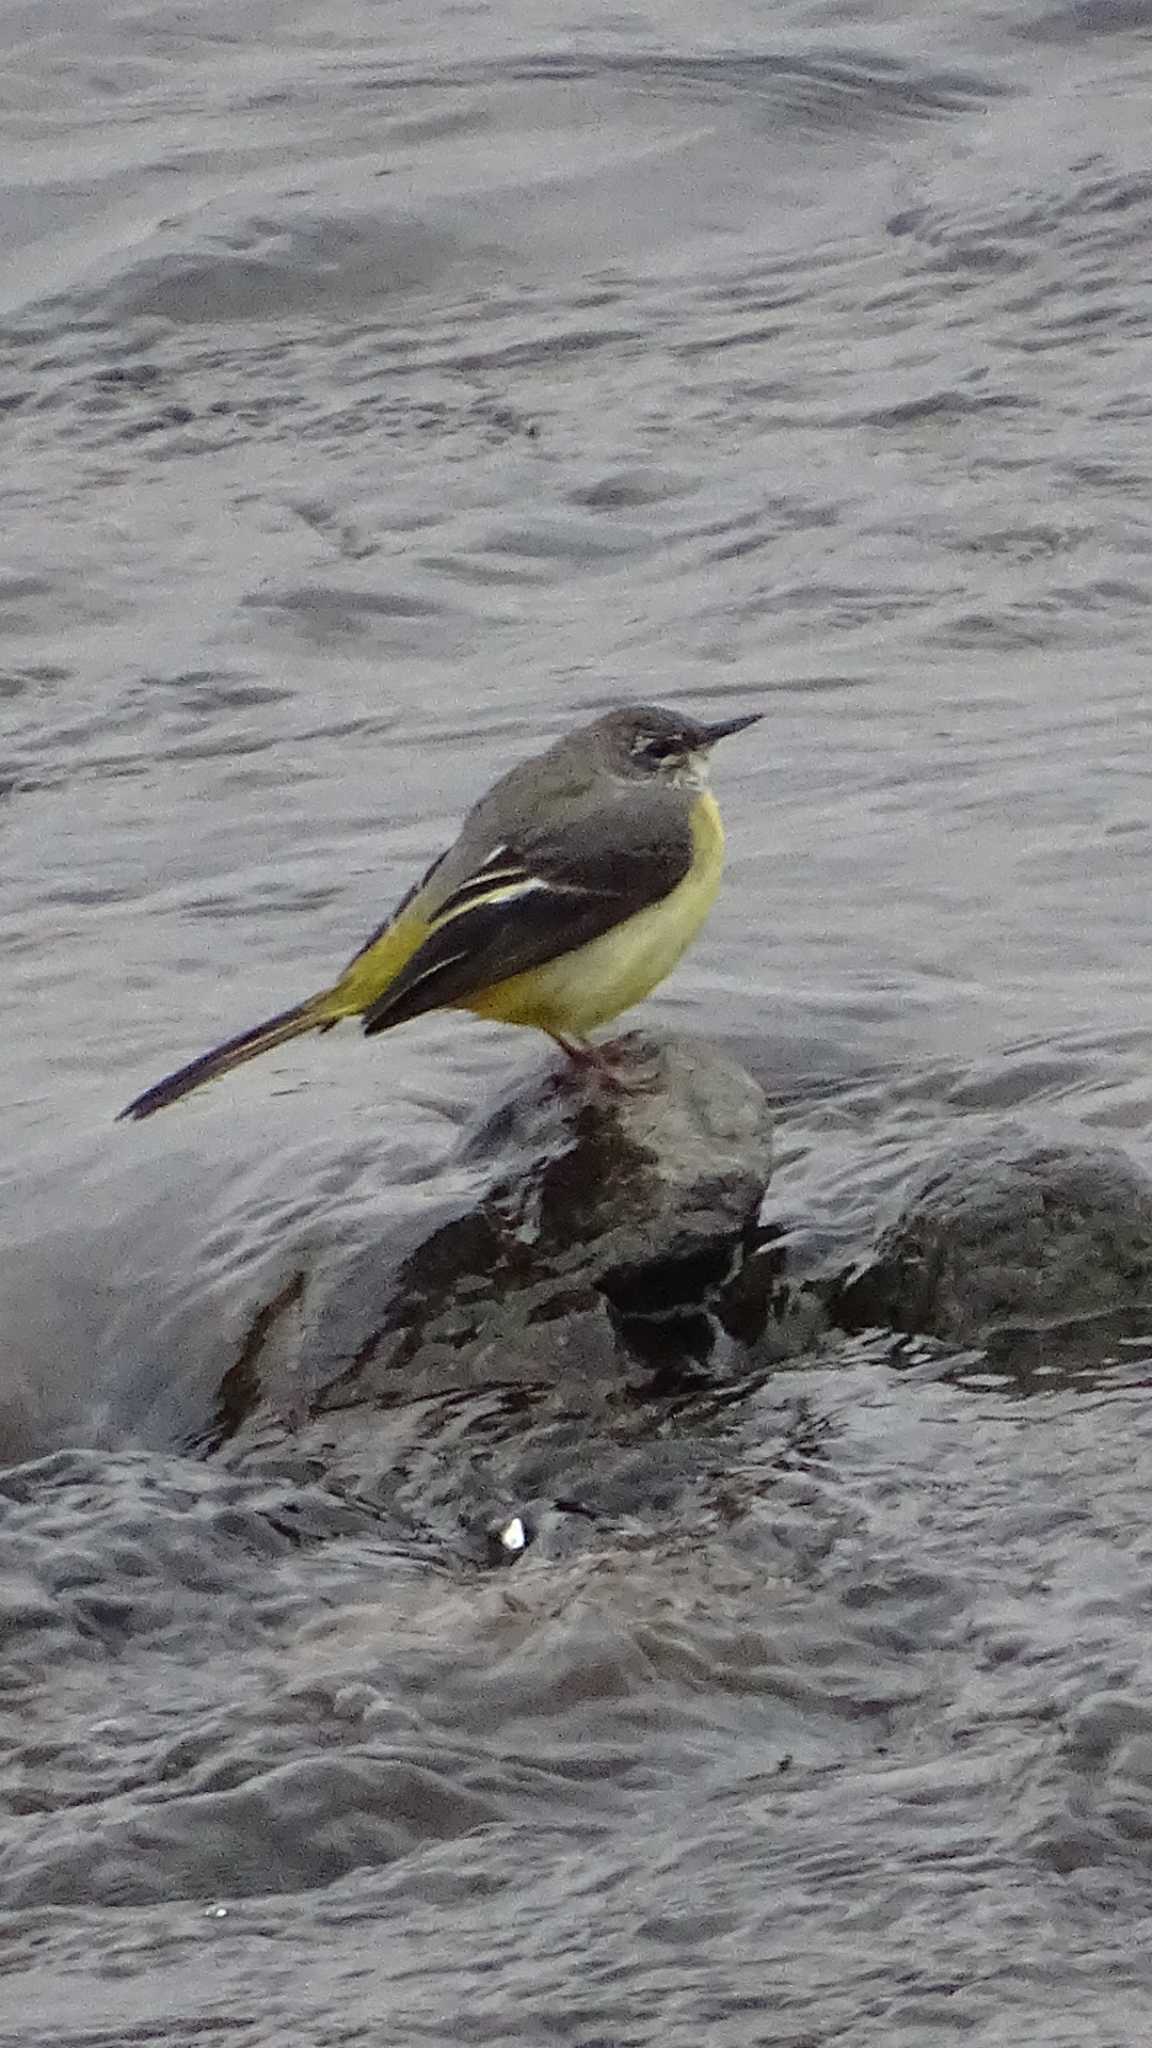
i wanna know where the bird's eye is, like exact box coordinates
[633,734,684,762]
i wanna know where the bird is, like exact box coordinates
[118,702,761,1120]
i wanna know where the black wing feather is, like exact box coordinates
[362,799,692,1036]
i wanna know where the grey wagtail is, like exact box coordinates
[119,703,760,1120]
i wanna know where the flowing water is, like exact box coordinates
[4,0,1152,2039]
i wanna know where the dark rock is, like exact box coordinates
[829,1123,1152,1343]
[210,1032,774,1476]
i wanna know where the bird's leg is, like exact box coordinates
[547,1032,623,1084]
[549,1032,604,1070]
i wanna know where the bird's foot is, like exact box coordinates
[547,1034,639,1092]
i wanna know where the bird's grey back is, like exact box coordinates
[431,715,689,904]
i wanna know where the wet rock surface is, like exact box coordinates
[211,1032,775,1495]
[829,1124,1152,1346]
[202,1068,1152,1548]
[179,1064,1152,1600]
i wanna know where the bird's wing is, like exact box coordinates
[361,794,693,1034]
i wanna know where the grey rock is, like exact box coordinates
[211,1032,774,1476]
[829,1123,1152,1343]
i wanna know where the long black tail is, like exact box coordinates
[118,996,329,1120]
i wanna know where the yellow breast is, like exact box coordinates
[465,790,726,1037]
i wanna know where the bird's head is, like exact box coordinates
[598,704,762,786]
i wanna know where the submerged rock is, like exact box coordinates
[210,1032,775,1475]
[829,1124,1152,1344]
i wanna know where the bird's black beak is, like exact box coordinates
[699,711,762,746]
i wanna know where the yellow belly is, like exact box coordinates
[463,791,726,1038]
